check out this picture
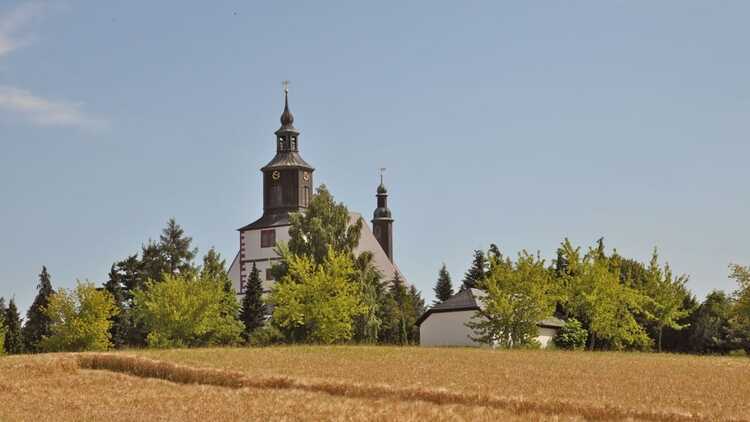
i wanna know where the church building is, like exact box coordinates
[228,88,406,294]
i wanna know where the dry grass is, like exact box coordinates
[2,347,750,421]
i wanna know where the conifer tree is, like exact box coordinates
[22,266,55,352]
[433,264,454,304]
[4,298,24,354]
[462,249,487,290]
[158,218,198,278]
[408,285,425,343]
[240,263,265,341]
[0,298,6,355]
[389,271,410,345]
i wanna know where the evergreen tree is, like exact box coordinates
[433,264,454,304]
[352,251,384,343]
[240,263,265,341]
[408,285,425,343]
[4,298,24,354]
[202,247,232,293]
[0,298,6,355]
[160,217,198,277]
[388,271,410,345]
[462,249,487,290]
[22,266,55,352]
[104,255,147,348]
[689,290,733,354]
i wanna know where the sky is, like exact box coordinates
[1,1,748,316]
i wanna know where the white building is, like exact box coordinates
[417,289,564,348]
[228,88,406,294]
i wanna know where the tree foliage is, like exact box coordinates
[643,249,691,352]
[462,249,487,291]
[133,272,242,348]
[554,318,588,350]
[22,266,55,352]
[433,264,454,304]
[40,282,118,352]
[4,298,23,354]
[240,263,265,341]
[270,248,366,344]
[0,298,6,355]
[467,251,555,348]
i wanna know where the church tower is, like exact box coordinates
[260,85,315,218]
[372,176,394,261]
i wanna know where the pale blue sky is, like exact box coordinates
[1,1,748,315]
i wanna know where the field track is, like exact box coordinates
[77,353,740,422]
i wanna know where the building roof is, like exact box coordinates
[261,152,314,171]
[416,288,565,328]
[237,212,291,231]
[350,212,407,285]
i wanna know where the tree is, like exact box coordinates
[462,249,487,290]
[240,263,265,341]
[729,263,750,351]
[689,290,734,354]
[433,264,454,304]
[0,298,6,355]
[554,318,588,350]
[160,217,198,277]
[286,185,362,266]
[22,266,55,352]
[270,248,366,344]
[352,251,384,343]
[644,250,691,352]
[104,255,147,348]
[40,282,118,352]
[467,251,554,348]
[4,298,23,354]
[133,272,243,348]
[408,285,426,343]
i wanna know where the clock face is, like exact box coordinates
[303,172,310,181]
[272,171,281,180]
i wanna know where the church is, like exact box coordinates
[228,88,407,294]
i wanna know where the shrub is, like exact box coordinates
[248,325,285,347]
[554,318,588,350]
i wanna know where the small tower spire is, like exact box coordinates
[280,80,294,128]
[372,170,394,262]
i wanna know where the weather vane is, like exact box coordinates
[282,80,290,94]
[379,167,386,184]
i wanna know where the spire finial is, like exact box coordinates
[377,168,387,194]
[379,167,386,185]
[280,80,294,127]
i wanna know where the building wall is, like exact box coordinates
[420,310,478,347]
[419,311,559,348]
[231,225,291,295]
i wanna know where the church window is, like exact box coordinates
[265,268,273,281]
[260,229,276,248]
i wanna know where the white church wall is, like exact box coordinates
[231,225,292,295]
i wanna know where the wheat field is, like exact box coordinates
[2,347,749,421]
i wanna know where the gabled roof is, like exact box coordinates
[416,288,566,328]
[350,212,408,285]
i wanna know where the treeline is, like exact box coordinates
[0,186,426,353]
[432,239,750,354]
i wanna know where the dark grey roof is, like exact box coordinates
[238,212,291,231]
[416,289,480,325]
[261,152,313,171]
[538,317,565,328]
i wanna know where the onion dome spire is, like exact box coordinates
[279,80,295,129]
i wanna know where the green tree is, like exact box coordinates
[467,251,554,348]
[352,251,384,343]
[462,249,487,290]
[644,250,691,352]
[22,266,55,352]
[286,185,362,266]
[0,298,6,355]
[554,318,588,350]
[689,290,734,354]
[40,282,119,352]
[240,263,265,341]
[433,264,454,304]
[104,255,147,348]
[133,272,243,348]
[160,217,198,277]
[408,285,426,343]
[729,263,750,351]
[4,298,24,354]
[270,248,366,344]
